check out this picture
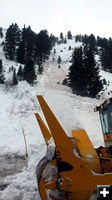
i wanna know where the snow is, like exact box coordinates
[0,33,112,199]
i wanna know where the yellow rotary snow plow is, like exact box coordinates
[35,96,112,200]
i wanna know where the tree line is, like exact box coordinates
[75,34,112,73]
[3,23,56,65]
[2,23,57,85]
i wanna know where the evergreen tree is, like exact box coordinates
[38,65,44,74]
[100,38,112,72]
[3,23,21,60]
[23,59,36,85]
[83,45,103,97]
[0,60,5,84]
[54,48,56,54]
[68,47,84,94]
[17,26,36,64]
[88,34,96,51]
[62,78,67,85]
[17,65,23,81]
[17,41,26,64]
[67,31,72,39]
[75,34,82,42]
[12,69,18,85]
[68,46,103,97]
[64,38,67,44]
[0,27,3,38]
[60,32,64,43]
[68,46,71,50]
[57,56,61,64]
[35,30,52,66]
[49,34,57,47]
[11,65,14,71]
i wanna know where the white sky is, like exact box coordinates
[0,0,112,38]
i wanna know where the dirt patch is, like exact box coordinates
[0,154,28,177]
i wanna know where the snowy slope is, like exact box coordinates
[0,32,112,200]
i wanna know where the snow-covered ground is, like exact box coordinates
[0,33,112,200]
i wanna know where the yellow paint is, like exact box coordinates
[35,113,51,146]
[72,129,102,173]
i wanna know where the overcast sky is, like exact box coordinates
[0,0,112,38]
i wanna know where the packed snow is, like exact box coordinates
[0,32,112,200]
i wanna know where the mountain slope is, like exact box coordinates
[0,32,111,199]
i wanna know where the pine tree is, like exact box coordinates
[57,56,61,64]
[12,69,18,85]
[0,60,5,84]
[64,38,67,44]
[54,48,56,54]
[35,30,52,66]
[49,34,57,47]
[17,41,26,64]
[100,38,112,72]
[68,47,84,94]
[23,59,36,85]
[88,34,96,51]
[75,34,82,42]
[38,65,44,74]
[83,45,103,97]
[68,46,71,50]
[60,32,64,43]
[68,46,103,97]
[3,23,21,60]
[17,26,36,64]
[17,65,23,81]
[67,31,72,39]
[0,27,3,38]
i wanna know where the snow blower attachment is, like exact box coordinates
[35,96,112,200]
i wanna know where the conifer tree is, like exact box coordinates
[38,65,44,74]
[67,31,72,39]
[60,32,64,43]
[17,65,23,81]
[0,60,5,84]
[64,38,67,44]
[100,38,112,72]
[49,34,57,46]
[68,47,84,93]
[35,30,52,66]
[68,46,71,50]
[54,48,56,54]
[17,26,36,64]
[57,56,61,64]
[12,69,18,85]
[23,59,36,85]
[0,27,3,38]
[83,45,103,97]
[3,23,21,60]
[68,46,103,97]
